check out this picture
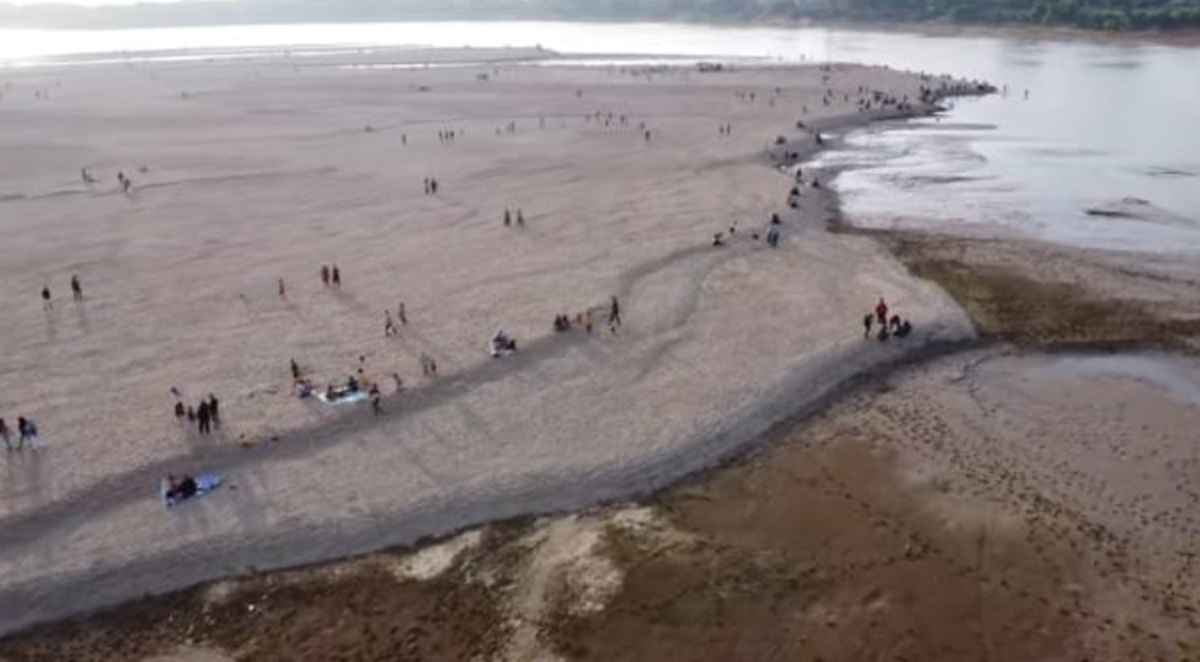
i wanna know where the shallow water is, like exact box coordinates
[1032,354,1200,406]
[2,21,1197,254]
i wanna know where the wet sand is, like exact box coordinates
[0,48,971,634]
[4,348,1198,661]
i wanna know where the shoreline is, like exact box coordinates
[3,51,1197,654]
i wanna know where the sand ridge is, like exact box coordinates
[0,48,975,634]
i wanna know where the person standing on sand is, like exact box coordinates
[504,209,511,227]
[291,358,301,382]
[71,275,83,303]
[321,265,330,287]
[609,296,621,329]
[863,313,873,338]
[875,298,889,327]
[41,286,52,311]
[208,394,220,429]
[430,178,438,195]
[584,310,595,335]
[331,265,341,288]
[516,209,524,228]
[398,302,407,326]
[370,384,382,416]
[197,401,211,436]
[278,279,286,299]
[384,310,398,337]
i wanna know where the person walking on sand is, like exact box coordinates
[278,278,286,299]
[504,209,511,227]
[291,358,301,382]
[71,275,83,303]
[0,418,12,452]
[863,313,873,339]
[384,310,398,337]
[331,265,341,288]
[430,178,438,195]
[397,301,407,326]
[320,265,330,288]
[875,298,888,326]
[17,417,40,450]
[609,296,621,329]
[41,286,52,311]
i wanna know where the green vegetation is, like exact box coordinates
[1,0,1198,32]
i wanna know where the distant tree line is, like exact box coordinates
[1,0,1198,32]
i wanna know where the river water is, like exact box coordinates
[2,21,1197,253]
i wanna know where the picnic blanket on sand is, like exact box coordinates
[160,473,224,507]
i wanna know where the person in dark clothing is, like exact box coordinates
[42,286,52,311]
[516,209,524,228]
[889,314,902,330]
[0,418,11,451]
[370,384,382,416]
[609,296,621,328]
[331,265,341,288]
[208,394,220,428]
[291,358,301,381]
[877,325,890,342]
[174,401,185,419]
[71,275,83,302]
[896,320,913,338]
[197,401,211,435]
[875,298,889,326]
[186,406,196,422]
[321,265,330,287]
[430,178,438,195]
[504,209,511,227]
[863,313,873,338]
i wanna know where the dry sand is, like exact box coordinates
[0,48,973,634]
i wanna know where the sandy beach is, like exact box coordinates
[0,48,974,634]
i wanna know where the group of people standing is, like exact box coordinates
[173,390,221,436]
[503,208,525,229]
[0,416,42,452]
[863,298,913,342]
[319,264,342,289]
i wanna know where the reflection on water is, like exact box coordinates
[1,21,1197,254]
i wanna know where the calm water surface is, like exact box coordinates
[2,21,1197,253]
